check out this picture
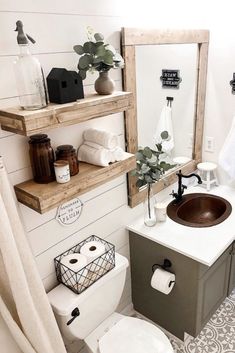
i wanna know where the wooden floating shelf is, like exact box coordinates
[14,153,136,214]
[0,91,133,136]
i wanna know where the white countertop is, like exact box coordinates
[127,185,235,266]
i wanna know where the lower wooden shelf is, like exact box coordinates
[14,153,136,214]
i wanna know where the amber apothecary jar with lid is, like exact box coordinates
[29,134,55,183]
[55,144,79,176]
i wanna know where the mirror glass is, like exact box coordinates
[122,28,209,207]
[136,44,198,168]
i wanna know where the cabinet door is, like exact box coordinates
[196,245,232,333]
[228,242,235,295]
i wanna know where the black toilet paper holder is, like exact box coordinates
[152,259,175,288]
[152,258,172,273]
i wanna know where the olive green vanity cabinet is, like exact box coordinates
[228,242,235,294]
[129,231,234,340]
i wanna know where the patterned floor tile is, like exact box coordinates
[169,288,235,353]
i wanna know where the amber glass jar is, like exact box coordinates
[29,134,55,183]
[55,145,79,176]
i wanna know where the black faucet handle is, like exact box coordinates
[170,190,178,198]
[182,184,187,190]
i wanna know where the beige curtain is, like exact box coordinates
[0,157,67,353]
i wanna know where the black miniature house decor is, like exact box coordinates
[47,68,84,104]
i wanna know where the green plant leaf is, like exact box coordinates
[141,164,150,174]
[96,44,107,57]
[105,44,116,55]
[94,33,104,42]
[143,147,152,159]
[103,50,114,65]
[78,69,86,80]
[93,56,103,64]
[144,175,153,183]
[79,55,92,69]
[83,41,96,54]
[161,131,169,140]
[135,151,144,161]
[136,179,145,188]
[95,41,104,48]
[73,45,84,55]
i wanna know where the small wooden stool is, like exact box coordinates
[197,162,218,191]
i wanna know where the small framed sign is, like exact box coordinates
[56,197,83,226]
[160,69,182,89]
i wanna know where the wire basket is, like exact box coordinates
[54,235,115,294]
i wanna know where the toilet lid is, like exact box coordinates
[99,317,174,353]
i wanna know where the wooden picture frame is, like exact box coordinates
[122,28,210,207]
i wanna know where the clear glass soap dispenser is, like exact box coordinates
[14,20,48,110]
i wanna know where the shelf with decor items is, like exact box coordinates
[0,91,133,136]
[14,152,136,214]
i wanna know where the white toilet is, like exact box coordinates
[48,253,174,353]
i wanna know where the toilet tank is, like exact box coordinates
[48,253,129,340]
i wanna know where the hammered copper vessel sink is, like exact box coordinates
[167,193,232,227]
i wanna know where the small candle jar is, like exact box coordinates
[55,145,79,176]
[154,202,167,222]
[54,160,70,184]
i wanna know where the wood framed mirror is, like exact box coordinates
[122,28,209,207]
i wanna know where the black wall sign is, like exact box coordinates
[160,69,182,89]
[230,73,235,94]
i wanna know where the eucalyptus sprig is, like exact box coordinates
[132,131,175,188]
[73,30,124,80]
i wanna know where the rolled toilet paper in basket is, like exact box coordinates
[60,253,88,289]
[151,268,175,295]
[80,241,106,263]
[80,241,107,275]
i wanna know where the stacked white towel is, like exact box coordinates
[83,128,118,149]
[78,128,125,167]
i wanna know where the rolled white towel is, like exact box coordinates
[110,147,126,162]
[83,141,125,163]
[83,128,119,149]
[77,144,112,167]
[83,141,103,150]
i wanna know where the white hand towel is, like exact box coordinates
[153,105,174,153]
[83,141,125,163]
[83,128,119,149]
[219,116,235,179]
[84,140,103,150]
[110,147,126,162]
[77,144,112,167]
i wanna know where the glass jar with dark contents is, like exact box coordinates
[29,134,55,183]
[55,145,79,176]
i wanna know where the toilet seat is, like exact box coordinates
[99,316,174,353]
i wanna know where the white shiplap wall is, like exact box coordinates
[0,2,143,352]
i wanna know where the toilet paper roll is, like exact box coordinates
[151,268,175,295]
[60,253,89,290]
[80,241,106,262]
[60,253,87,272]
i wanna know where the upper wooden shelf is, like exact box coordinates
[0,91,133,136]
[14,152,136,214]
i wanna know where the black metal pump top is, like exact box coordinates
[15,20,36,45]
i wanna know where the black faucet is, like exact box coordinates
[171,169,202,203]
